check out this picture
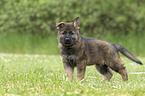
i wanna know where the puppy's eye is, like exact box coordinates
[69,31,74,35]
[61,31,67,34]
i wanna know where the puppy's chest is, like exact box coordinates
[61,48,76,56]
[61,48,79,66]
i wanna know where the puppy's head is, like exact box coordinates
[56,17,80,48]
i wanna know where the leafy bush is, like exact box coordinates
[0,0,145,36]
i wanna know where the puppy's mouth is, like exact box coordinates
[63,43,73,47]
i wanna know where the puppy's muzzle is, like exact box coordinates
[64,37,71,44]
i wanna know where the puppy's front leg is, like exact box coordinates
[76,62,86,81]
[63,59,74,81]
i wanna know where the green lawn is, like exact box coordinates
[0,54,145,96]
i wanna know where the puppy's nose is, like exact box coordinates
[65,38,71,42]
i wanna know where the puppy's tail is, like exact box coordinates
[113,44,143,65]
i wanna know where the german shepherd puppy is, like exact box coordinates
[56,17,143,81]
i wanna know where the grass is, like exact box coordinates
[0,54,145,96]
[0,32,145,56]
[0,32,59,55]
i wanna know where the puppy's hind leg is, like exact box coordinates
[95,64,113,81]
[108,59,128,81]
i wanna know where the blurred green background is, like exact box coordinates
[0,0,145,56]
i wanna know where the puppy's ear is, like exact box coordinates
[73,17,80,29]
[56,22,64,29]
